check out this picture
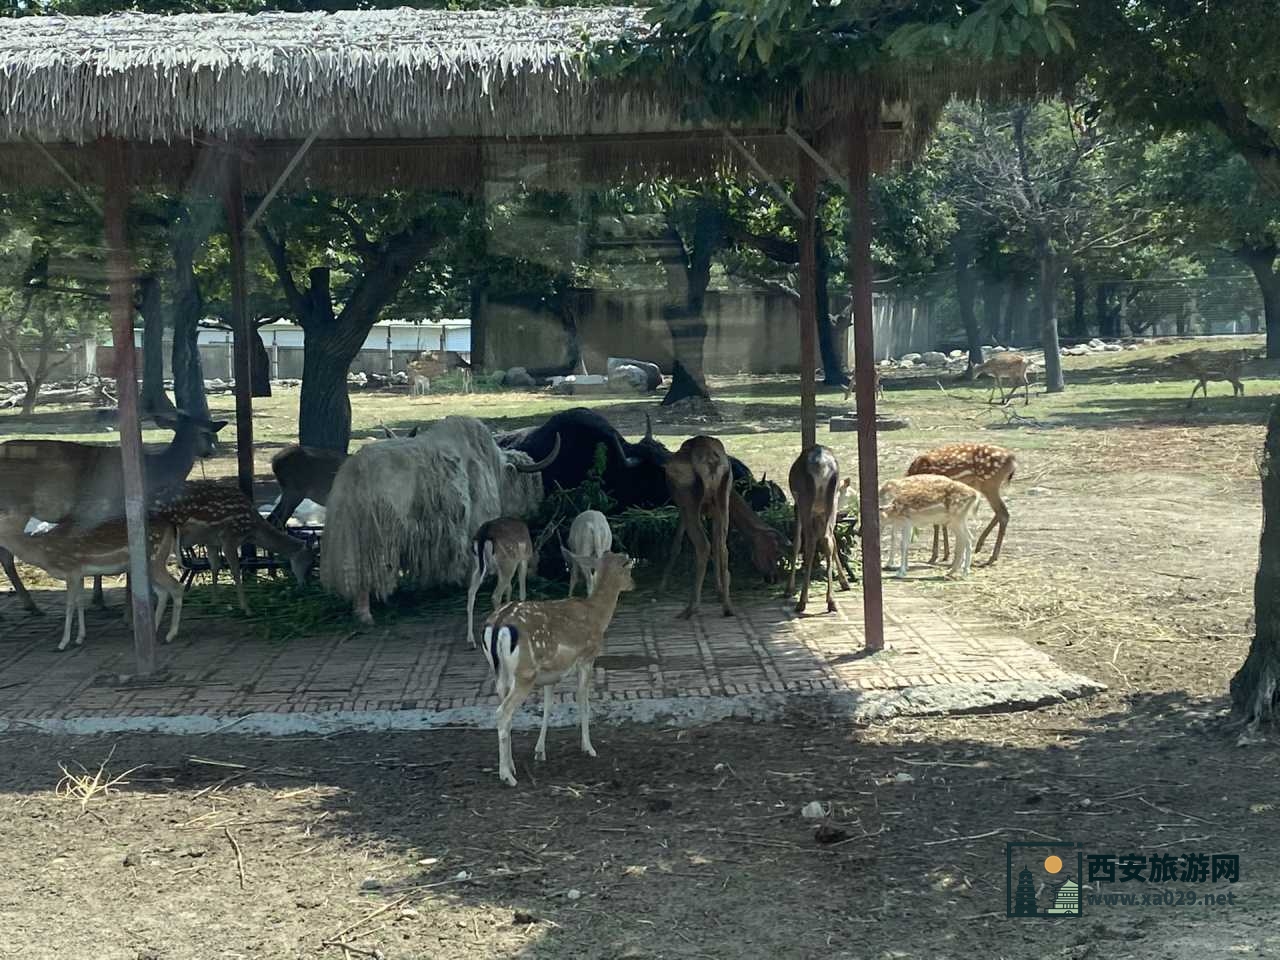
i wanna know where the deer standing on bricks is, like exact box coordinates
[879,476,979,580]
[660,436,734,619]
[973,352,1033,405]
[561,509,613,597]
[157,480,315,615]
[0,411,225,613]
[785,446,851,614]
[906,442,1016,567]
[0,512,183,650]
[482,551,636,786]
[466,517,534,647]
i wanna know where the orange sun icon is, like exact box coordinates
[1043,855,1063,874]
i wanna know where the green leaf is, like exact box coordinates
[755,32,774,64]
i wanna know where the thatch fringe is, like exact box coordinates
[0,8,1068,190]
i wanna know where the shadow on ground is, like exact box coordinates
[0,690,1273,959]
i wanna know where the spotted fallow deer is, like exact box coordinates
[466,517,534,647]
[1183,352,1246,405]
[973,352,1033,405]
[906,442,1016,566]
[879,475,979,580]
[0,512,182,650]
[156,480,316,615]
[785,446,851,614]
[659,436,734,619]
[482,552,636,787]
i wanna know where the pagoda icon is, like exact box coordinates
[1045,876,1080,915]
[1012,867,1039,916]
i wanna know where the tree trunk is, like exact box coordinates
[659,203,721,405]
[139,275,177,417]
[469,279,487,374]
[298,323,361,453]
[1002,281,1023,345]
[1096,282,1117,339]
[1070,267,1088,339]
[981,278,1003,346]
[954,237,983,371]
[815,231,846,386]
[250,325,272,397]
[170,226,210,420]
[1038,252,1066,393]
[1230,400,1280,725]
[1239,246,1280,359]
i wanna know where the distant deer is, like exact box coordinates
[973,352,1033,405]
[842,367,884,405]
[561,509,613,598]
[267,426,418,528]
[157,480,315,615]
[1183,352,1246,405]
[879,475,979,580]
[466,517,534,648]
[406,350,471,395]
[907,442,1016,566]
[0,512,183,650]
[785,446,851,614]
[481,552,636,786]
[0,411,225,613]
[660,436,734,619]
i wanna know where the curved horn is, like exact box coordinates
[514,432,561,473]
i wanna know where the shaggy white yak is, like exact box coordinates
[320,416,559,623]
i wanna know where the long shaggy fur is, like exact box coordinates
[319,416,545,602]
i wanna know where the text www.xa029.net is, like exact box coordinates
[1087,889,1239,908]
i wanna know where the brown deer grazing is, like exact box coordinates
[907,442,1016,566]
[0,411,225,612]
[727,492,789,584]
[267,426,419,528]
[660,436,734,619]
[157,480,315,615]
[879,475,979,580]
[481,552,635,786]
[1183,353,1246,405]
[0,512,182,650]
[786,446,851,614]
[466,517,534,647]
[973,352,1032,405]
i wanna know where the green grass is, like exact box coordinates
[3,334,1276,492]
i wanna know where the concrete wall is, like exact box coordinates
[481,288,940,374]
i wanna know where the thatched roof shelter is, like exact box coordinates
[0,7,933,192]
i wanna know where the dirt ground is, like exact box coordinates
[2,339,1279,958]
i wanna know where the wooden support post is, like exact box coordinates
[102,139,157,676]
[224,151,254,500]
[847,119,884,653]
[796,145,818,452]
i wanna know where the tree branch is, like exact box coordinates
[255,222,309,321]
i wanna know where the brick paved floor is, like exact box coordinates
[0,578,1087,725]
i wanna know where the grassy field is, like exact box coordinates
[2,337,1279,960]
